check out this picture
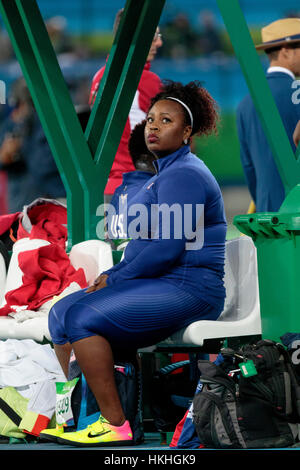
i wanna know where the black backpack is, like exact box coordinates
[192,339,300,449]
[149,360,199,433]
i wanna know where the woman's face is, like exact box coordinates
[145,99,192,158]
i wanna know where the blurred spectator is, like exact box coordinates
[160,13,197,59]
[285,10,300,19]
[46,16,92,62]
[195,10,223,56]
[0,78,66,213]
[46,16,74,56]
[0,25,14,63]
[0,78,37,213]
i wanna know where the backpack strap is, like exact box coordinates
[258,341,300,418]
[277,343,300,418]
[159,360,190,376]
[0,397,22,426]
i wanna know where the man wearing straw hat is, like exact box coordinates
[236,18,300,212]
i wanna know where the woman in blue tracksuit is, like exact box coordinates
[47,80,227,446]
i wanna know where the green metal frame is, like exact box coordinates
[2,0,300,342]
[1,0,298,242]
[0,0,165,247]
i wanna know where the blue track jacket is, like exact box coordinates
[104,146,227,310]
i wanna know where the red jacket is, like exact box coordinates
[0,201,87,316]
[89,61,162,195]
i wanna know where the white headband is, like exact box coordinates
[166,96,193,128]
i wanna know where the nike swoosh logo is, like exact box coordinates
[87,430,111,438]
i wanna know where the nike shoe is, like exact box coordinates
[39,424,75,443]
[57,416,133,447]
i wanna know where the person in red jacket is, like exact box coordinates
[89,9,163,201]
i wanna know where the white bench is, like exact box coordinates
[0,236,261,347]
[156,235,261,350]
[0,239,113,342]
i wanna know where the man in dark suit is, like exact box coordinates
[236,18,300,212]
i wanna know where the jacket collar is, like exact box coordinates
[153,145,190,173]
[267,66,295,79]
[122,170,154,184]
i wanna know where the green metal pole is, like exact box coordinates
[0,0,165,244]
[86,0,166,200]
[83,0,166,239]
[16,0,95,240]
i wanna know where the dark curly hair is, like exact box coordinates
[128,120,156,172]
[149,80,219,137]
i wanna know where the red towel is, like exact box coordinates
[17,203,67,247]
[0,212,21,236]
[0,243,87,316]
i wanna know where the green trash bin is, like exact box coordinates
[234,185,300,343]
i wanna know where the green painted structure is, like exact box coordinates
[1,0,300,342]
[0,0,165,247]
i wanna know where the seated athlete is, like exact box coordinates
[45,80,227,447]
[108,120,155,243]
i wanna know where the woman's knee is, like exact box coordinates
[63,302,94,342]
[48,289,89,342]
[48,305,68,344]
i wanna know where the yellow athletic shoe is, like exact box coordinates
[57,416,133,447]
[39,424,66,443]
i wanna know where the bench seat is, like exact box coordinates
[0,236,261,347]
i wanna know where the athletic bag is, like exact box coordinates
[67,358,144,444]
[150,360,198,433]
[192,339,300,449]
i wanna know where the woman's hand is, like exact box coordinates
[86,274,108,293]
